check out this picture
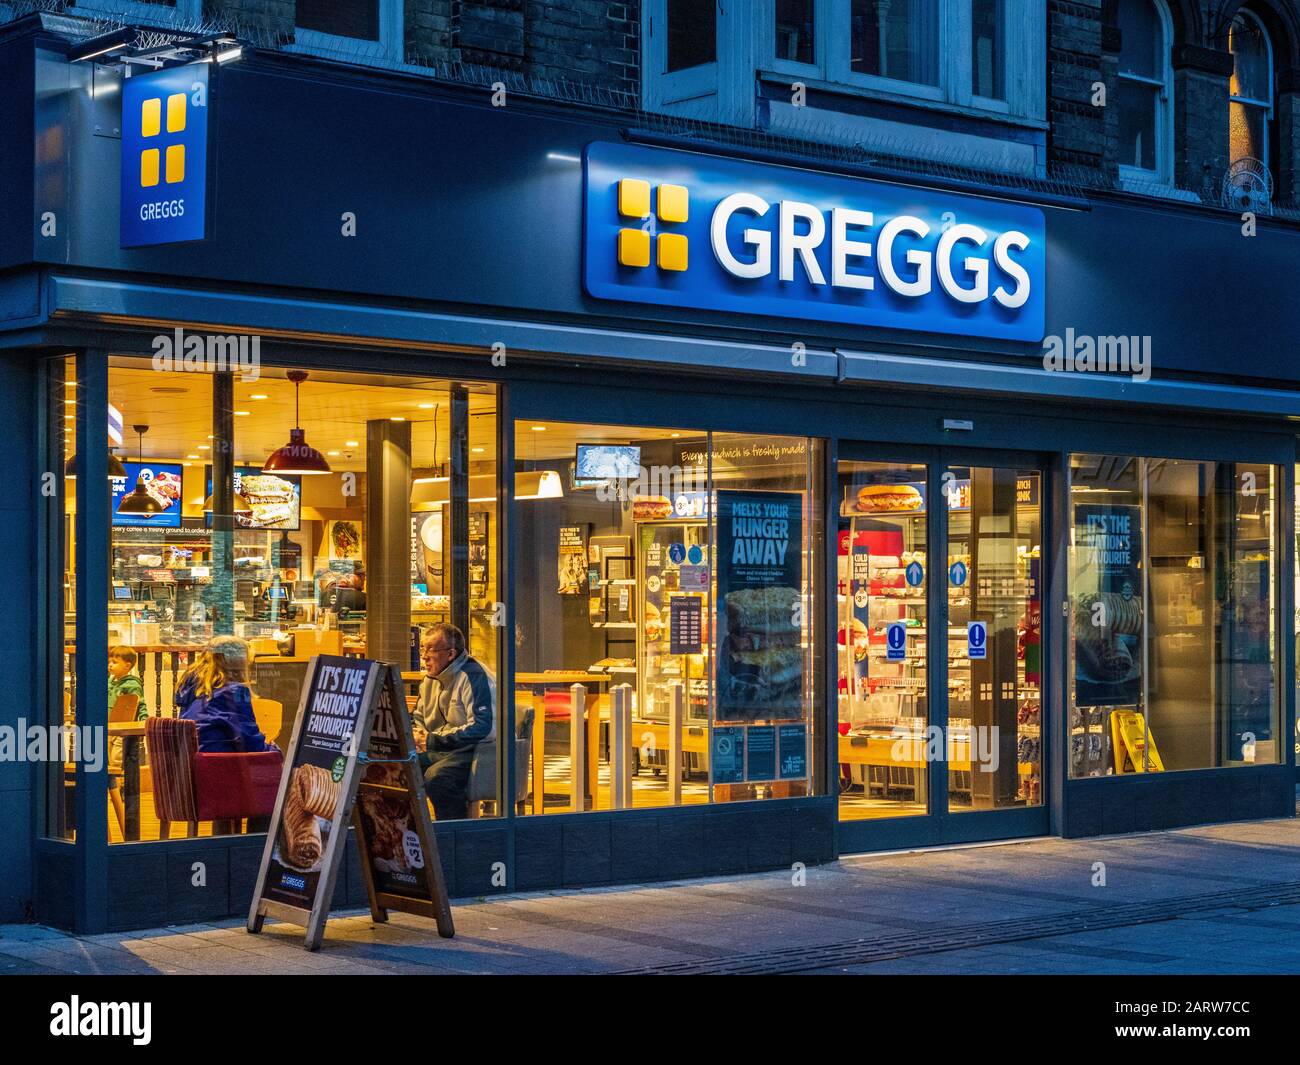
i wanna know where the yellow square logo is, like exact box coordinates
[618,178,650,219]
[618,228,651,268]
[657,184,688,223]
[165,144,185,184]
[141,98,161,139]
[140,148,160,188]
[166,93,187,133]
[657,232,688,272]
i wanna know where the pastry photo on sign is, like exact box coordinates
[274,763,341,874]
[718,586,804,721]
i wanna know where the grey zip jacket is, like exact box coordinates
[412,650,497,750]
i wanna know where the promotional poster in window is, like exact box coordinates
[716,490,804,722]
[1072,503,1143,707]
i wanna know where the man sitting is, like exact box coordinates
[411,623,496,820]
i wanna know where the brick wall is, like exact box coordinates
[1047,1,1110,184]
[183,0,1300,208]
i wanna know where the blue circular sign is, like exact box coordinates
[887,623,906,650]
[968,622,987,649]
[949,560,968,587]
[905,561,924,587]
[668,543,686,564]
[687,544,704,565]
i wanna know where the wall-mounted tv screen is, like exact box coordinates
[574,444,641,486]
[111,462,183,528]
[206,467,302,530]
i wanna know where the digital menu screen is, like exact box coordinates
[206,467,302,530]
[111,462,183,528]
[574,444,641,486]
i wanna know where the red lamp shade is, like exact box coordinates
[263,427,332,475]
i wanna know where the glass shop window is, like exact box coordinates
[90,357,499,849]
[1069,454,1278,776]
[514,422,823,814]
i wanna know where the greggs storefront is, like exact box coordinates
[0,13,1295,932]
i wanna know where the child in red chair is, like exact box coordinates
[175,636,279,754]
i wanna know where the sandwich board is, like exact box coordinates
[248,656,453,950]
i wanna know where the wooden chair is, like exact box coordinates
[64,692,138,837]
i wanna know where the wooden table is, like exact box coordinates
[109,721,146,842]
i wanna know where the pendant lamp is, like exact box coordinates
[64,450,128,479]
[262,370,331,475]
[202,489,253,518]
[116,425,166,514]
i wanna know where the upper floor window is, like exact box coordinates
[763,0,1041,119]
[667,0,717,72]
[645,0,1044,137]
[1116,0,1173,182]
[292,0,402,63]
[850,0,940,88]
[297,0,380,41]
[1229,10,1274,171]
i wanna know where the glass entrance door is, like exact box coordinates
[837,449,1048,852]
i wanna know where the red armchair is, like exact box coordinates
[146,717,283,839]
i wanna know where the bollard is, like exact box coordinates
[569,683,587,812]
[669,681,684,806]
[611,684,633,810]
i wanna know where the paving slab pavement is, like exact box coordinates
[7,817,1300,974]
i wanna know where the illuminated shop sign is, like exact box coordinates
[583,142,1045,343]
[120,64,209,247]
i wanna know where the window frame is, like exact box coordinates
[758,0,1042,121]
[289,0,404,66]
[646,0,723,107]
[1228,7,1275,174]
[1116,0,1174,188]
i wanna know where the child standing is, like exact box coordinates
[108,645,149,720]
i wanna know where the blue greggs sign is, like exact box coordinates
[583,142,1045,342]
[120,64,209,247]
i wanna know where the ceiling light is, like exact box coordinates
[471,447,485,453]
[116,425,166,515]
[250,394,268,400]
[65,450,128,479]
[198,445,210,451]
[418,403,434,410]
[531,425,547,431]
[390,416,406,422]
[327,451,340,457]
[262,369,331,475]
[345,440,359,448]
[234,410,250,417]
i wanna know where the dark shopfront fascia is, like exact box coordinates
[27,327,1298,934]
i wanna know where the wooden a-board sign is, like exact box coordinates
[247,655,454,950]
